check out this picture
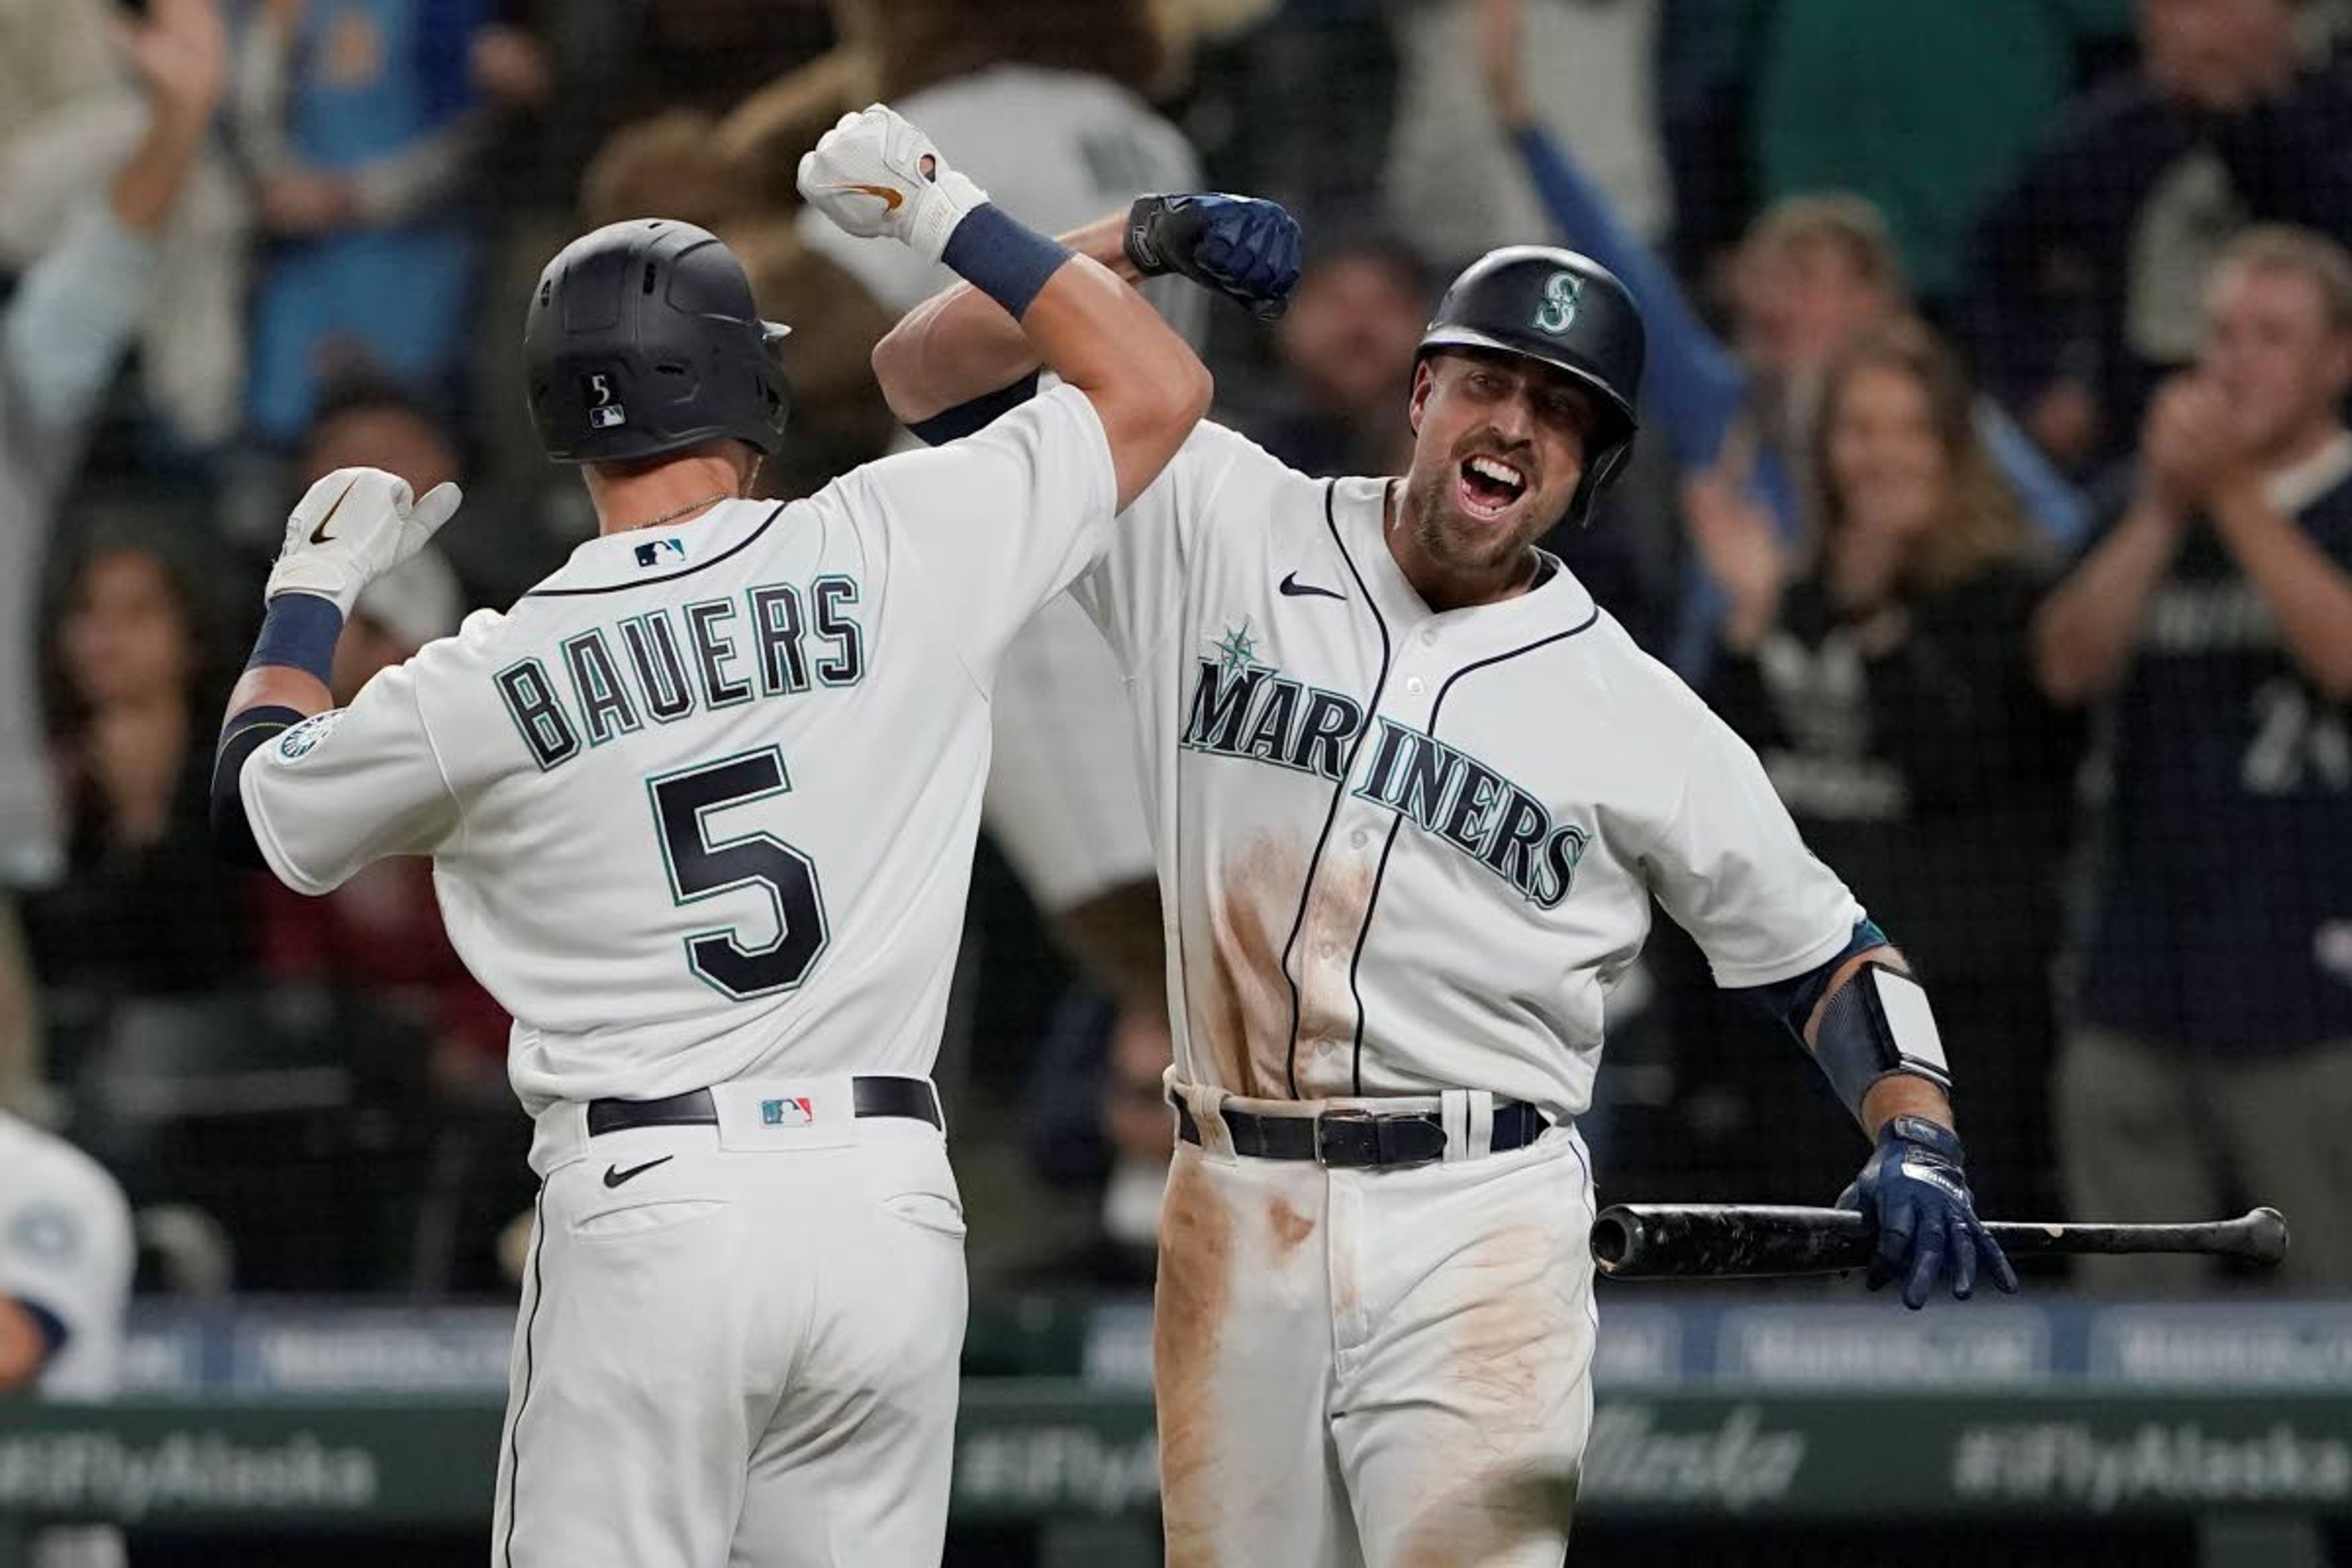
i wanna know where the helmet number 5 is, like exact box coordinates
[647,747,829,999]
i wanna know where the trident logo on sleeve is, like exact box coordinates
[1534,272,1584,336]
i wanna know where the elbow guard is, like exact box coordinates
[211,705,303,869]
[1813,962,1954,1123]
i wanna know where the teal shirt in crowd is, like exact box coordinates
[1730,0,2134,301]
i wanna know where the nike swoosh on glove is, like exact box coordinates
[266,467,462,617]
[796,102,989,263]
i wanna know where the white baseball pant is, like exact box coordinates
[1154,1084,1599,1568]
[492,1079,967,1567]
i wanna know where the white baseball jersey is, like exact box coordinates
[241,385,1117,1118]
[1074,423,1866,1116]
[801,63,1203,915]
[1,1114,132,1568]
[0,1111,132,1398]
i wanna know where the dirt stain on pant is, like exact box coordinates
[1155,1151,1234,1568]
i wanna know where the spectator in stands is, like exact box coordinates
[1,0,226,1031]
[230,0,498,444]
[1734,0,2135,311]
[1227,233,1433,479]
[23,534,253,999]
[1966,0,2352,475]
[1394,0,1671,255]
[1695,320,2081,1218]
[1478,8,2086,674]
[2035,225,2352,1291]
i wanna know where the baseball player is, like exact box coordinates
[209,105,1211,1566]
[875,226,2019,1564]
[2,1107,136,1568]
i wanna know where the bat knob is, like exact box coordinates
[1589,1208,1640,1276]
[2246,1206,2291,1265]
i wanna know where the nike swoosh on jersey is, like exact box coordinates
[307,478,361,545]
[825,182,905,213]
[602,1155,675,1189]
[1278,571,1344,601]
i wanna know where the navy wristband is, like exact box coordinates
[247,592,344,686]
[941,204,1073,321]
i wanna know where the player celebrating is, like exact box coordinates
[212,105,1212,1567]
[873,225,2018,1562]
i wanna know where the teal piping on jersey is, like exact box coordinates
[1276,481,1394,1098]
[1343,591,1602,1096]
[523,502,788,598]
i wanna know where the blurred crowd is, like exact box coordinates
[3,0,2351,1308]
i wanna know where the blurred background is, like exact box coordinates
[3,0,2352,1563]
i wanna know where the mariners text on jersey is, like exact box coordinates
[1180,647,1588,907]
[495,577,869,770]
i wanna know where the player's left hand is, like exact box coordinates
[266,467,462,617]
[1836,1115,2018,1310]
[1125,194,1302,320]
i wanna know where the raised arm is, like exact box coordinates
[798,108,1219,510]
[874,212,1134,431]
[1478,0,1746,466]
[869,194,1301,439]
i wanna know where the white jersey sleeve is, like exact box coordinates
[848,381,1117,684]
[239,655,464,895]
[1071,420,1263,673]
[0,1118,133,1398]
[1642,708,1867,989]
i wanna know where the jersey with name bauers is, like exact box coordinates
[241,388,1117,1115]
[1071,423,1865,1119]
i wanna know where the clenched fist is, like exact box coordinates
[796,104,989,264]
[267,467,462,617]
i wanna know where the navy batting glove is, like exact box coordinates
[1126,194,1303,320]
[1835,1115,2019,1310]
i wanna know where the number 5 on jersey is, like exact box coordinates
[647,747,829,999]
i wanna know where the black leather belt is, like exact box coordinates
[587,1077,943,1137]
[1172,1096,1547,1168]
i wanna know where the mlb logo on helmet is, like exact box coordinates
[581,371,627,429]
[634,537,687,568]
[761,1096,816,1127]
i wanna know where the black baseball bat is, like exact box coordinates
[1589,1203,2289,1280]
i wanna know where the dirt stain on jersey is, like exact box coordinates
[1155,1148,1233,1568]
[1191,832,1305,1098]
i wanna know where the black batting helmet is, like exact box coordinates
[1416,246,1644,526]
[526,219,790,466]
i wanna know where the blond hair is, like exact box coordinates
[1740,193,1907,304]
[1811,318,2035,594]
[2215,224,2352,333]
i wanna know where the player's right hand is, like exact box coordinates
[1125,195,1303,320]
[797,104,988,265]
[266,467,462,617]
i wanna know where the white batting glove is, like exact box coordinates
[796,104,988,264]
[266,467,463,618]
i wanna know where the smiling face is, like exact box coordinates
[1395,349,1599,600]
[2198,255,2352,466]
[1825,361,1952,545]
